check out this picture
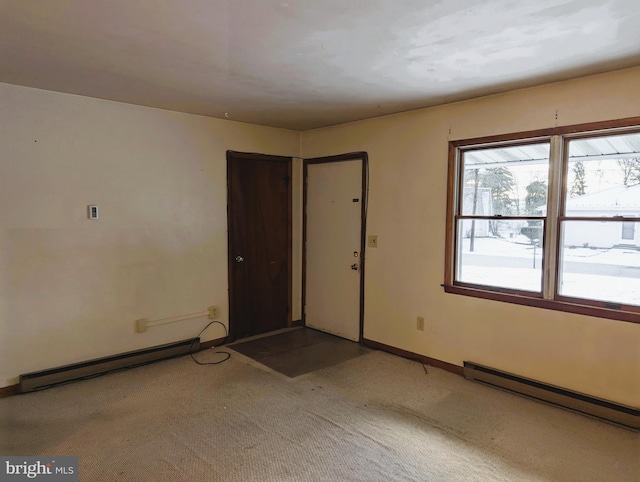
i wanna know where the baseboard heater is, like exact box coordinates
[19,338,200,393]
[463,361,639,430]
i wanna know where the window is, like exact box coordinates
[445,117,640,323]
[622,222,635,240]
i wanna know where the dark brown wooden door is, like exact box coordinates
[227,151,292,340]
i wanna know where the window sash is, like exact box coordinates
[454,217,546,294]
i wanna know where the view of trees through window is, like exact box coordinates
[453,130,640,310]
[458,143,549,292]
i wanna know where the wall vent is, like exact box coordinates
[19,338,199,393]
[463,361,638,430]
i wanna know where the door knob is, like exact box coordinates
[351,263,359,271]
[235,256,244,263]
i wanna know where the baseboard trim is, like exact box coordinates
[291,319,304,327]
[362,338,464,376]
[0,384,20,398]
[200,336,227,349]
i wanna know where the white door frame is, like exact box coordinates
[302,152,369,342]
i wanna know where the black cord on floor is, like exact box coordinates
[189,320,231,365]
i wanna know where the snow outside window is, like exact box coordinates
[447,121,640,320]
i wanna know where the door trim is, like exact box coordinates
[302,152,369,343]
[227,151,293,341]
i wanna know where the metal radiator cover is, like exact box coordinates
[464,361,638,430]
[19,338,199,392]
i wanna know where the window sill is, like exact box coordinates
[442,284,639,324]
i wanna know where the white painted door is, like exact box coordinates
[305,159,362,341]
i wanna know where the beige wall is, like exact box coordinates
[2,69,639,406]
[301,67,640,406]
[0,83,300,387]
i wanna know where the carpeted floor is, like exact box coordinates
[1,345,638,481]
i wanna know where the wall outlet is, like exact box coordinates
[417,316,425,331]
[367,235,378,248]
[208,306,219,319]
[88,205,99,219]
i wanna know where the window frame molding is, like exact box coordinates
[444,116,640,324]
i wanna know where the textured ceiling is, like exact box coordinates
[1,0,639,130]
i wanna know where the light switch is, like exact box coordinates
[367,235,378,248]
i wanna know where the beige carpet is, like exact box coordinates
[1,348,638,481]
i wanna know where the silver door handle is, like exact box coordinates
[235,256,244,263]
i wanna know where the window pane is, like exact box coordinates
[566,132,640,217]
[622,222,635,240]
[457,219,543,292]
[461,143,550,217]
[558,221,640,307]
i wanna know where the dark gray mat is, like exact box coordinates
[229,328,370,377]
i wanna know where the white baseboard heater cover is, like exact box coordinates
[19,338,200,393]
[463,361,638,430]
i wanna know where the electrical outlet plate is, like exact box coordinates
[417,316,425,331]
[88,205,99,219]
[208,306,218,319]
